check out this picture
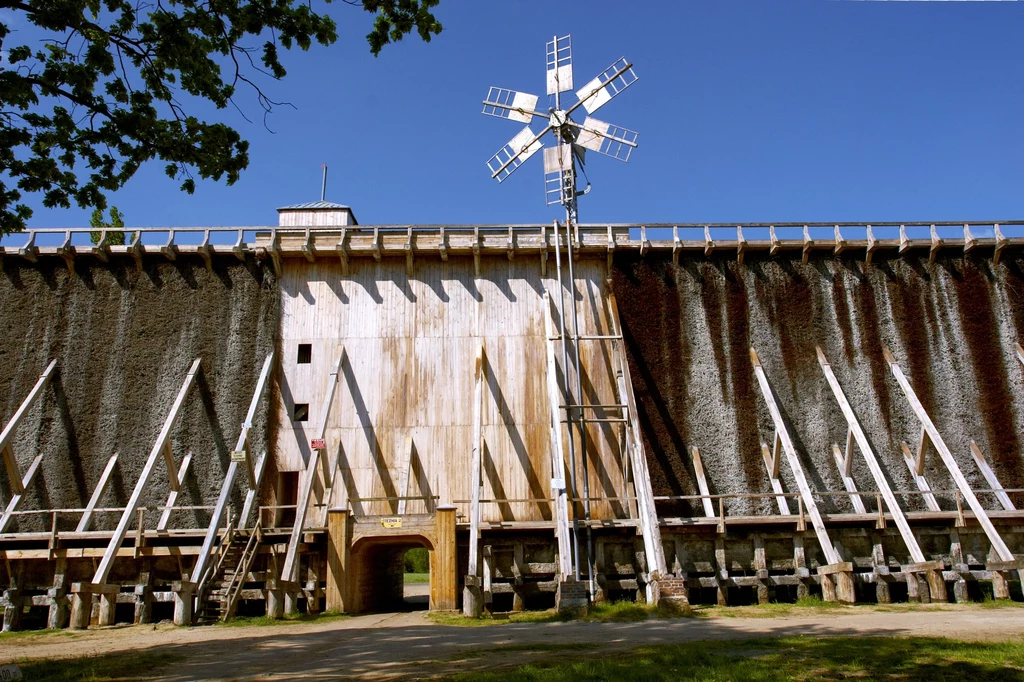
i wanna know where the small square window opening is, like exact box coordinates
[293,403,309,422]
[297,344,312,364]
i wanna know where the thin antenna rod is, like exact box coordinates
[320,163,328,202]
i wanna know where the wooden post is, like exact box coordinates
[690,446,716,518]
[883,347,1015,563]
[48,557,69,629]
[194,353,274,588]
[714,538,728,606]
[543,291,573,578]
[325,508,350,612]
[92,358,201,588]
[2,563,22,632]
[463,342,484,618]
[432,505,457,611]
[607,290,668,581]
[134,560,153,624]
[482,545,493,611]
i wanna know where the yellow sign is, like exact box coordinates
[381,517,402,529]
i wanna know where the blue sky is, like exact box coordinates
[12,0,1024,228]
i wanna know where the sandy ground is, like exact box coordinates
[2,603,1024,680]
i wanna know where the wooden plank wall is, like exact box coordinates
[273,256,627,524]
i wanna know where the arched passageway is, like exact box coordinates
[349,536,433,613]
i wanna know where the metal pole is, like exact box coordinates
[320,164,328,202]
[552,219,580,581]
[563,156,594,601]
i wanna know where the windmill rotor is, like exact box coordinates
[481,34,639,223]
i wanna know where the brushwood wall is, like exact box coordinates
[613,252,1024,520]
[0,257,278,532]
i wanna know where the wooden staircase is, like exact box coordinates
[195,518,263,624]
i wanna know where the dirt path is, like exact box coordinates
[2,605,1024,680]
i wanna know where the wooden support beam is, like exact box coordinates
[396,436,413,515]
[833,225,846,256]
[770,431,781,478]
[439,225,448,262]
[19,232,37,262]
[866,226,877,264]
[929,224,943,264]
[689,446,716,518]
[542,292,573,579]
[57,230,75,276]
[540,222,548,276]
[750,347,842,566]
[703,225,714,256]
[232,230,246,262]
[0,455,43,532]
[769,226,780,257]
[157,452,193,531]
[473,226,481,277]
[301,228,315,263]
[640,225,650,257]
[759,443,791,515]
[801,226,813,264]
[607,290,668,578]
[607,226,616,272]
[337,227,349,276]
[831,445,867,514]
[900,442,942,512]
[94,230,111,263]
[405,227,414,277]
[899,225,910,254]
[736,226,746,264]
[884,347,1015,562]
[0,359,57,495]
[464,342,485,617]
[92,358,201,587]
[507,225,515,261]
[128,231,143,271]
[970,441,1015,511]
[843,429,854,476]
[964,224,977,254]
[267,229,282,277]
[1016,343,1024,370]
[994,224,1007,265]
[197,230,212,271]
[282,350,342,584]
[161,230,178,261]
[76,454,118,533]
[672,226,681,265]
[914,425,929,476]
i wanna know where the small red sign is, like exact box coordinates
[311,438,327,450]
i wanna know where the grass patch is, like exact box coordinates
[405,572,430,584]
[17,650,180,682]
[0,628,74,641]
[428,610,568,627]
[219,610,349,627]
[441,635,1024,681]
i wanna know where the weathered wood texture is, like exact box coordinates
[273,258,628,524]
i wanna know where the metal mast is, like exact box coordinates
[480,33,640,600]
